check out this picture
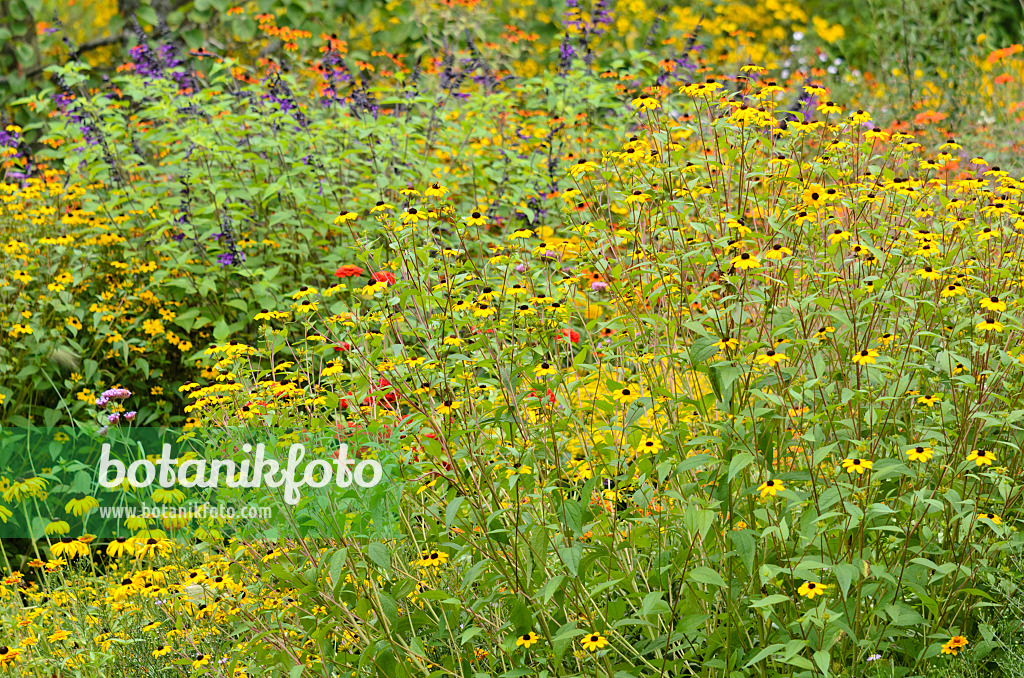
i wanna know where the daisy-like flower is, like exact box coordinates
[841,458,872,474]
[107,536,134,558]
[416,550,449,568]
[764,244,793,259]
[978,512,1002,525]
[333,211,358,224]
[755,350,787,367]
[905,446,934,462]
[980,296,1007,312]
[636,436,663,453]
[967,449,995,466]
[976,317,1003,332]
[941,283,966,298]
[828,229,852,245]
[580,632,609,652]
[803,184,827,207]
[714,337,740,352]
[516,631,540,648]
[533,362,558,377]
[436,400,462,415]
[466,211,487,226]
[916,266,942,280]
[797,581,827,599]
[153,645,172,657]
[64,493,99,517]
[730,252,761,270]
[852,349,880,365]
[813,326,835,339]
[611,386,640,404]
[757,479,785,498]
[941,636,969,656]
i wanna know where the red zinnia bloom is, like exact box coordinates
[372,271,396,285]
[335,265,365,278]
[558,328,580,343]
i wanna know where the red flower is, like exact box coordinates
[372,271,396,285]
[558,328,580,343]
[335,264,365,278]
[333,342,351,352]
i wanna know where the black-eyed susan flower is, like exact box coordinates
[436,400,462,415]
[917,394,941,407]
[852,349,880,365]
[467,211,487,226]
[636,436,663,453]
[976,317,1003,332]
[978,512,1002,525]
[153,645,172,657]
[580,632,609,652]
[755,350,787,367]
[798,581,826,599]
[730,252,760,270]
[516,631,540,649]
[0,646,21,668]
[533,362,558,377]
[764,243,793,259]
[611,386,640,404]
[841,458,872,474]
[905,446,934,462]
[757,479,785,498]
[64,493,99,517]
[967,449,995,466]
[980,296,1006,312]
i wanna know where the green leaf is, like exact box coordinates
[743,643,786,668]
[728,452,755,481]
[377,592,400,627]
[445,496,464,531]
[688,566,727,588]
[640,591,671,616]
[730,530,756,574]
[367,543,392,572]
[558,544,582,576]
[813,650,831,676]
[329,548,347,587]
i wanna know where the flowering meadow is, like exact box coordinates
[2,0,1024,676]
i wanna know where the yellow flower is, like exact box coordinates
[797,581,826,599]
[436,400,462,415]
[941,636,969,656]
[967,449,995,466]
[611,386,640,404]
[757,479,784,498]
[976,318,1003,332]
[905,446,934,462]
[579,632,609,651]
[636,437,663,453]
[764,244,792,259]
[851,349,879,365]
[978,512,1002,525]
[755,350,787,367]
[841,458,872,474]
[980,296,1006,312]
[533,362,558,377]
[730,252,761,270]
[516,631,540,649]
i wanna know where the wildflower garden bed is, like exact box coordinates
[1,0,1024,676]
